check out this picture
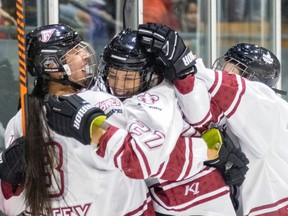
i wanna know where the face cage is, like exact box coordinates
[97,65,153,100]
[59,41,98,89]
[212,56,255,80]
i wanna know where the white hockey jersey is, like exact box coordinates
[1,79,236,216]
[2,103,154,215]
[174,58,288,216]
[89,80,236,216]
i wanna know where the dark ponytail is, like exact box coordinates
[23,77,54,215]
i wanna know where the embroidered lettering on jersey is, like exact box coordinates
[137,92,159,104]
[23,203,91,215]
[182,51,194,66]
[185,182,200,196]
[147,106,161,111]
[73,104,93,130]
[52,204,91,216]
[96,98,121,110]
[106,108,123,119]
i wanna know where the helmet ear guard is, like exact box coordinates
[33,49,65,76]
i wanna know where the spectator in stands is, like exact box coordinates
[143,0,180,30]
[0,0,16,26]
[222,0,268,22]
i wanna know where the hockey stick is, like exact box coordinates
[123,0,136,29]
[16,0,28,135]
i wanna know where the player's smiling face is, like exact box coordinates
[107,68,142,99]
[65,45,91,85]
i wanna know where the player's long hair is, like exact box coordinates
[24,77,54,215]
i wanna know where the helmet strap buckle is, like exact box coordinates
[63,64,71,75]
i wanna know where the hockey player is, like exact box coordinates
[45,28,249,215]
[137,22,288,216]
[1,23,244,216]
[213,43,280,87]
[1,24,154,215]
[94,28,248,215]
[213,42,287,96]
[212,42,287,215]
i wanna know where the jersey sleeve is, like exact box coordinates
[4,110,23,147]
[1,110,26,214]
[173,57,288,157]
[94,81,208,180]
[0,180,26,214]
[173,58,214,131]
[173,58,246,132]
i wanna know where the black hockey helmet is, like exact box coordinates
[101,28,154,71]
[97,28,157,100]
[26,23,97,89]
[213,43,280,87]
[26,23,81,77]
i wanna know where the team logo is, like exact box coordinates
[263,52,273,64]
[40,28,56,42]
[137,92,159,104]
[96,98,121,110]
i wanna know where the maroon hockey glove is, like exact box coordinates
[0,137,25,185]
[138,22,197,82]
[45,94,106,145]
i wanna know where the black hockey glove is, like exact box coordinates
[45,94,106,145]
[138,22,197,82]
[202,128,249,187]
[0,137,25,185]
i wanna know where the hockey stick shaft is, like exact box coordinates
[123,0,136,29]
[16,0,28,135]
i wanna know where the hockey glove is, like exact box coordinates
[138,22,197,82]
[0,137,25,185]
[45,94,106,145]
[202,128,249,186]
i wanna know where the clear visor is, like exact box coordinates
[60,41,97,89]
[212,56,255,80]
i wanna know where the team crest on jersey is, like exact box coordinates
[137,92,159,104]
[40,28,56,42]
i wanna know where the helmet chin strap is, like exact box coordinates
[43,74,83,90]
[60,75,84,90]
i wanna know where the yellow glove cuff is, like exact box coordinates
[90,116,107,137]
[202,128,223,150]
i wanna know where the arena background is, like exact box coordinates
[0,2,286,214]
